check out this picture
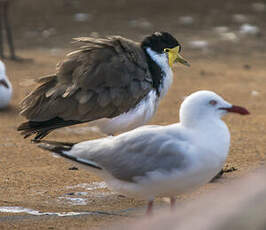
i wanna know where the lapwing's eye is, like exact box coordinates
[209,100,217,106]
[164,48,170,53]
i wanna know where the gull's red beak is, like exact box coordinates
[219,105,250,115]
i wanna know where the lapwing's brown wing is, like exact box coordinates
[18,36,153,139]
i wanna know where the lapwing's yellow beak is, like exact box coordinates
[164,46,190,68]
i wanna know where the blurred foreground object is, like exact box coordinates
[0,60,12,108]
[0,0,17,60]
[114,168,266,230]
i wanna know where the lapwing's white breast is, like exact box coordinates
[91,90,159,135]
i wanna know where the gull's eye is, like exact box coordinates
[209,100,217,106]
[164,48,170,53]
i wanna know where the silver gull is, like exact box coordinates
[36,90,249,215]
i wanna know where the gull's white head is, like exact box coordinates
[180,90,249,128]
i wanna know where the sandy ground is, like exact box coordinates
[0,0,266,229]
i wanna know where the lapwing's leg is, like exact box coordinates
[3,1,16,60]
[170,197,176,211]
[0,2,5,58]
[146,200,154,215]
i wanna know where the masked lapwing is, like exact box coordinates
[0,60,12,108]
[18,32,189,140]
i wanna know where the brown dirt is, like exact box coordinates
[0,0,265,229]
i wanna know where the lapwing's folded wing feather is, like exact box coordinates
[20,36,153,122]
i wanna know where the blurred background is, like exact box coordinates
[10,0,266,54]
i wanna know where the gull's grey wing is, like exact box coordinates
[20,36,153,122]
[71,128,189,182]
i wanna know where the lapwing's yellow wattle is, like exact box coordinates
[164,46,190,68]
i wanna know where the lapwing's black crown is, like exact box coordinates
[141,32,180,53]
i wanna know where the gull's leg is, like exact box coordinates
[170,197,176,211]
[146,200,154,215]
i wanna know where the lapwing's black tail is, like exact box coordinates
[17,117,82,140]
